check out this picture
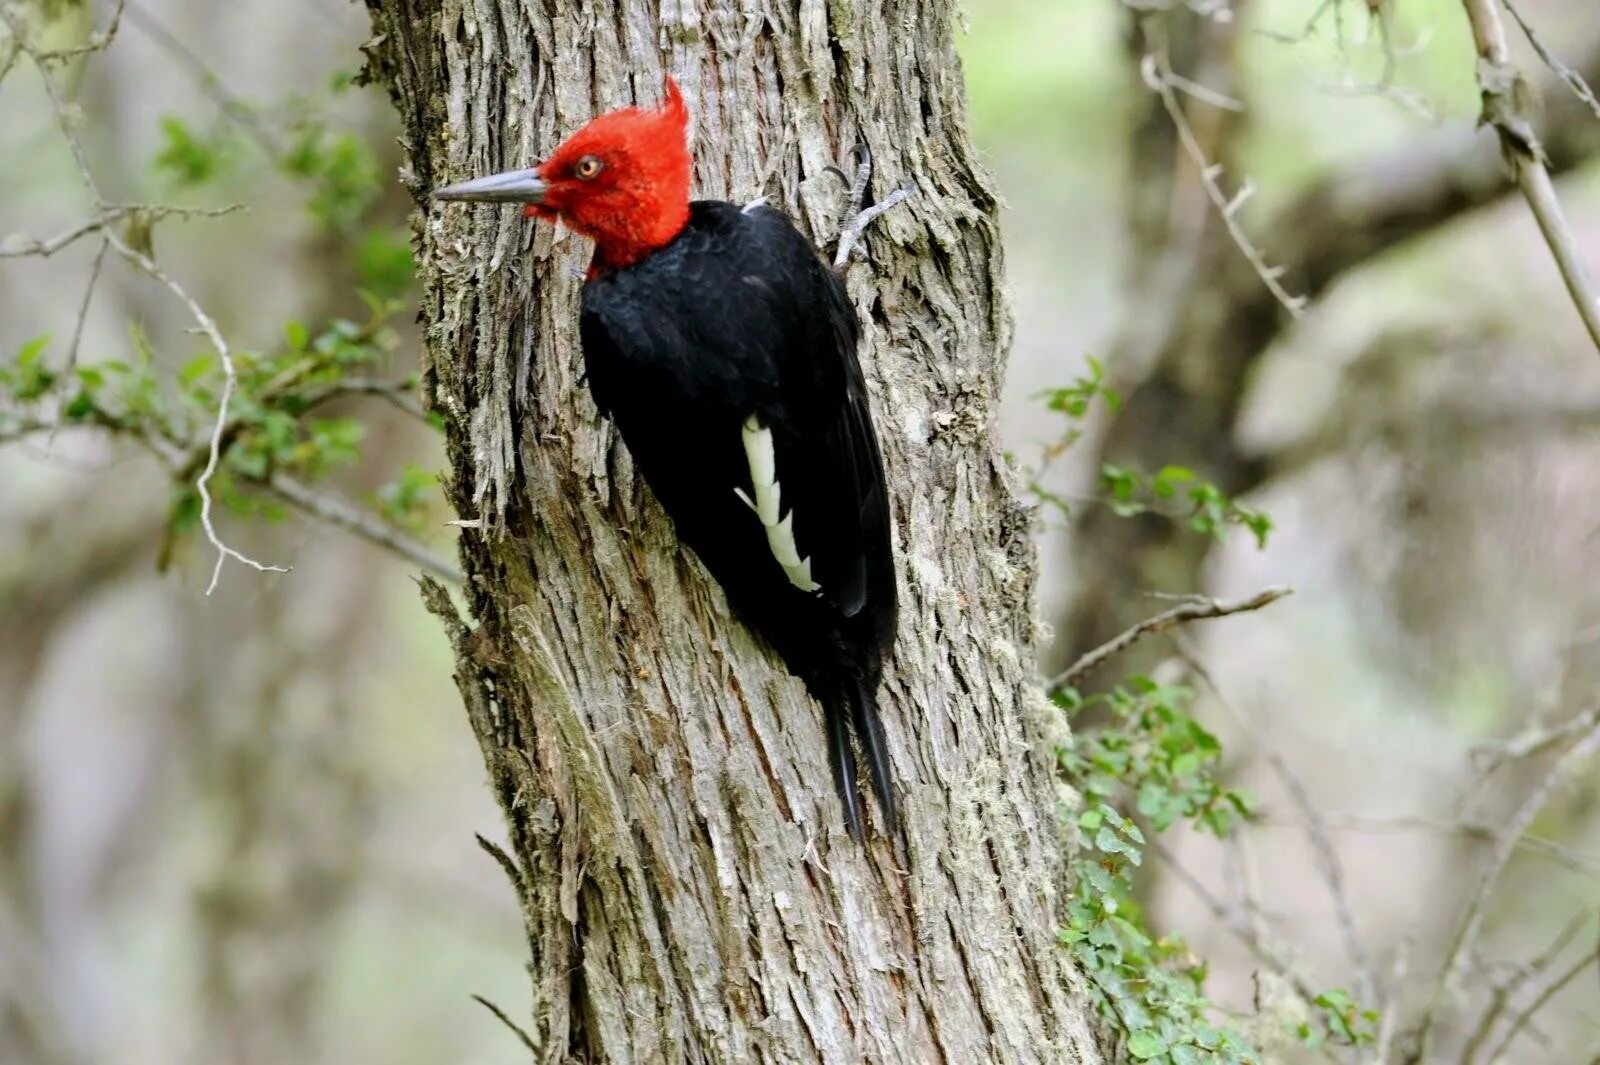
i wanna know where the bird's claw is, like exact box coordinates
[832,175,915,271]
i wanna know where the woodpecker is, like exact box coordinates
[434,77,902,837]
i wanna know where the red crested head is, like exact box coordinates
[531,77,692,269]
[434,77,693,275]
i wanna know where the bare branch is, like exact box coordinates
[104,231,290,592]
[62,238,108,377]
[1484,923,1600,1064]
[263,472,461,585]
[1416,703,1600,1059]
[1461,0,1600,355]
[1,411,458,584]
[1500,0,1600,121]
[1145,834,1323,1006]
[298,377,431,424]
[0,7,289,594]
[470,994,539,1055]
[1254,812,1600,876]
[121,0,285,157]
[29,0,127,63]
[1047,585,1291,693]
[1374,937,1412,1065]
[0,204,244,259]
[1181,640,1376,1006]
[1461,911,1591,1064]
[1140,49,1308,318]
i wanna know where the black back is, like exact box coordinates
[579,199,897,727]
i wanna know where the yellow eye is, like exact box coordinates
[574,155,604,180]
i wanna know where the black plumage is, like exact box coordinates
[580,200,898,836]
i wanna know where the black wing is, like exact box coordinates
[580,201,894,653]
[580,200,898,834]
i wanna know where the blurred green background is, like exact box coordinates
[3,0,1598,1061]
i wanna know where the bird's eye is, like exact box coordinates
[574,155,604,180]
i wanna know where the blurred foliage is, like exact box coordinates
[1099,465,1274,548]
[1027,359,1274,546]
[3,66,439,568]
[155,115,237,187]
[1057,678,1261,1063]
[0,295,439,566]
[1056,677,1376,1059]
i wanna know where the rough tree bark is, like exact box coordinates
[359,1,1102,1062]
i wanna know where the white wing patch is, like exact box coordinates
[735,415,821,593]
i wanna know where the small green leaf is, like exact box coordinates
[1127,1030,1165,1059]
[179,353,214,387]
[16,334,49,368]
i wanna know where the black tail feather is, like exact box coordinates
[825,698,864,840]
[817,676,896,839]
[848,681,898,834]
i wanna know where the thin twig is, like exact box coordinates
[3,6,286,593]
[264,472,460,585]
[1472,711,1600,776]
[121,0,285,157]
[0,204,245,259]
[1047,585,1291,693]
[29,0,127,63]
[1499,0,1600,120]
[1253,811,1600,875]
[1461,911,1590,1064]
[1373,937,1411,1065]
[1415,704,1600,1059]
[1484,923,1600,1064]
[299,377,430,423]
[105,231,290,592]
[1140,50,1308,318]
[1,412,458,584]
[475,833,526,894]
[470,994,539,1054]
[1146,835,1322,1006]
[1181,640,1377,1007]
[62,239,109,377]
[1461,0,1600,355]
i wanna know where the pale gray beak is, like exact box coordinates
[432,167,547,204]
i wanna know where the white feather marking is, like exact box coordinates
[738,415,822,593]
[742,197,768,214]
[767,512,804,568]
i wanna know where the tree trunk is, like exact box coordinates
[360,2,1101,1061]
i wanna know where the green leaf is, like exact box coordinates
[356,228,415,297]
[179,353,215,387]
[1127,1030,1166,1059]
[63,392,95,420]
[154,115,233,187]
[16,334,49,369]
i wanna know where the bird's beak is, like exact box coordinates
[432,167,547,204]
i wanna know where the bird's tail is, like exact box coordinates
[822,677,897,839]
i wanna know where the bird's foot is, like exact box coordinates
[830,142,915,271]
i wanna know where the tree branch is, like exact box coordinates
[1180,638,1376,1007]
[1047,585,1292,693]
[1,4,285,594]
[1415,703,1600,1059]
[0,414,460,586]
[1461,0,1600,354]
[263,472,461,585]
[1483,925,1600,1064]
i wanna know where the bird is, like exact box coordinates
[434,76,903,838]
